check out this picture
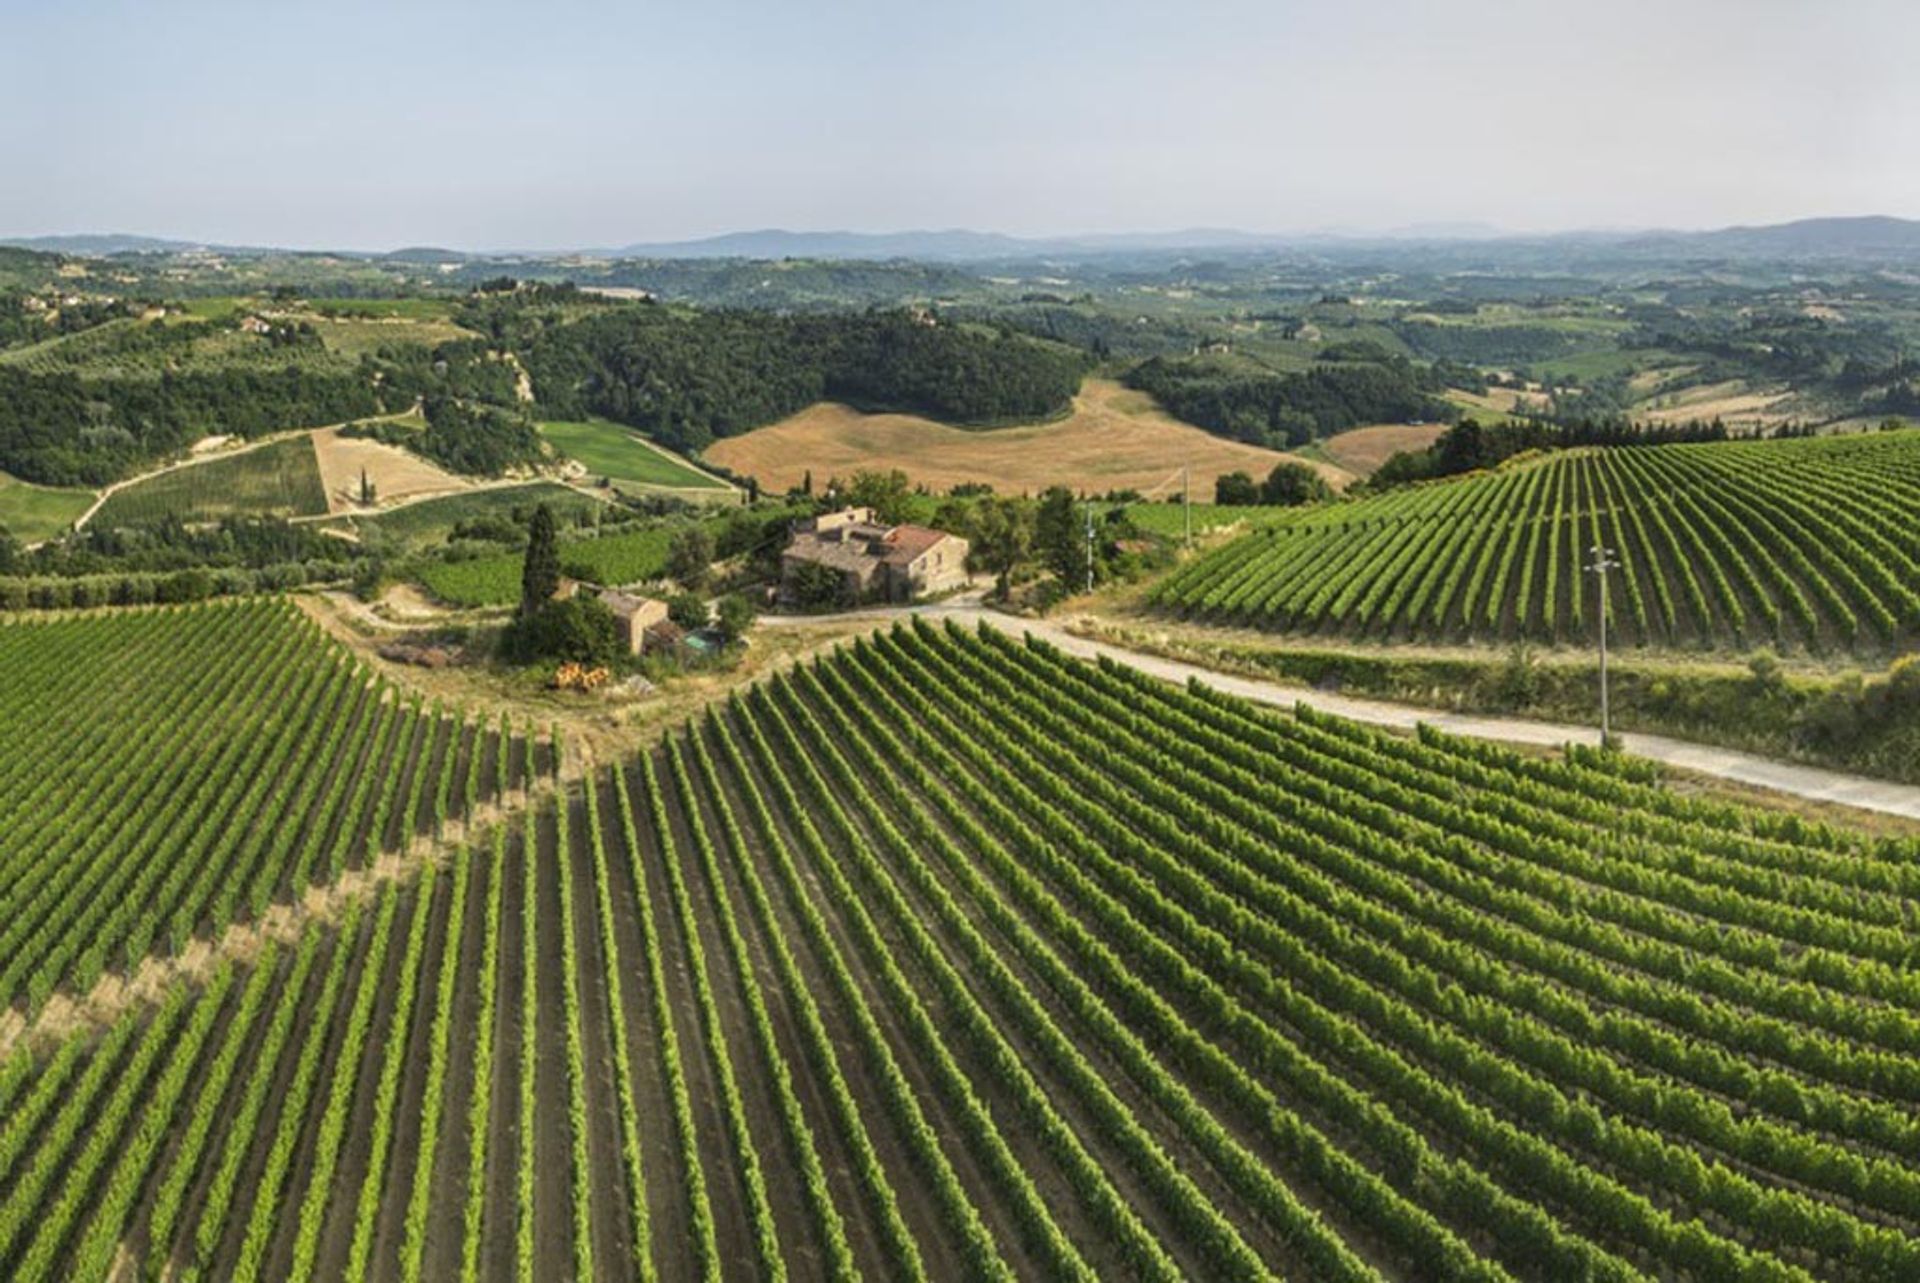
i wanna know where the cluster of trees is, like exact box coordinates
[417,396,544,475]
[1214,461,1334,507]
[363,337,525,407]
[947,303,1210,361]
[0,364,382,486]
[0,559,352,611]
[1391,319,1589,365]
[1125,351,1453,448]
[520,305,1089,453]
[499,505,612,663]
[499,502,757,667]
[1368,416,1736,490]
[340,398,545,478]
[3,513,353,579]
[1367,418,1554,487]
[0,292,153,350]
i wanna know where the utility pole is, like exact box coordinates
[1182,465,1192,549]
[1587,544,1620,744]
[1084,504,1096,594]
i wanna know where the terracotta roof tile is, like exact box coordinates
[878,524,950,564]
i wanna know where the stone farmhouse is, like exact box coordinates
[780,507,969,605]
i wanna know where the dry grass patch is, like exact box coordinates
[1448,386,1544,416]
[1627,364,1699,395]
[1641,379,1795,425]
[312,426,472,514]
[704,376,1351,495]
[1319,422,1449,475]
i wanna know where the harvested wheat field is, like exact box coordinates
[1640,379,1795,426]
[1447,385,1545,416]
[312,425,471,513]
[1318,422,1449,475]
[704,377,1352,496]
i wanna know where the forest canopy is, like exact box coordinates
[520,306,1091,453]
[1123,350,1457,448]
[0,364,382,486]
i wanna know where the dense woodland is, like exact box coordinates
[2,513,352,580]
[1124,346,1461,447]
[518,301,1091,452]
[0,363,381,486]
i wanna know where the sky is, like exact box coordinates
[2,0,1917,251]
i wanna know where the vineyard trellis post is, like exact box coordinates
[1588,544,1620,744]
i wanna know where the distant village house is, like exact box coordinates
[780,507,969,606]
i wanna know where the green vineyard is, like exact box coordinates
[421,523,699,608]
[90,436,331,530]
[1153,430,1920,652]
[4,619,1917,1280]
[0,599,529,1014]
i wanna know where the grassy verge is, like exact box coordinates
[1066,614,1920,787]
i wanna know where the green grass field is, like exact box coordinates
[173,297,247,321]
[418,503,799,606]
[305,297,456,320]
[1532,347,1685,382]
[0,472,96,542]
[91,436,330,529]
[1122,502,1281,537]
[419,524,685,606]
[538,419,727,490]
[339,482,607,549]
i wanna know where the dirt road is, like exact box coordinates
[763,595,1920,822]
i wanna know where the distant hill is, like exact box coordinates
[1635,215,1920,259]
[380,246,473,264]
[0,233,212,255]
[606,226,1328,260]
[594,218,1920,262]
[7,215,1920,264]
[609,228,1039,260]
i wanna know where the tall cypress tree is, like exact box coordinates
[520,503,560,618]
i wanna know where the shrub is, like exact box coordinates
[501,595,620,666]
[668,592,709,632]
[1496,641,1542,707]
[716,593,756,645]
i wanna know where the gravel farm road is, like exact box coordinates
[762,593,1920,823]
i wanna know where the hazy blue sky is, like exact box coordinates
[3,0,1915,249]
